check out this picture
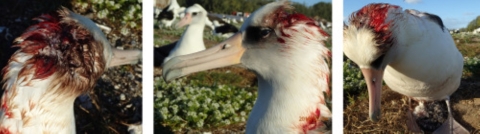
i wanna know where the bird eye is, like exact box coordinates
[192,12,198,16]
[260,28,271,38]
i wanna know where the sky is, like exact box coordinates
[344,0,480,29]
[290,0,332,7]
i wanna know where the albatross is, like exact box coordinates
[163,1,331,133]
[0,7,141,133]
[162,4,209,63]
[344,3,468,133]
[207,14,239,37]
[157,0,185,28]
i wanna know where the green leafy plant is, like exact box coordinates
[463,57,480,79]
[343,58,367,105]
[154,77,257,131]
[76,0,142,34]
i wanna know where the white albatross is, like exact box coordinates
[207,14,240,38]
[344,3,468,133]
[0,7,141,133]
[163,1,331,133]
[157,0,185,28]
[163,4,208,63]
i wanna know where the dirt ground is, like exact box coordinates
[344,78,480,133]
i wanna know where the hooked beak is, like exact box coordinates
[108,49,142,67]
[162,33,245,81]
[361,68,384,122]
[176,13,192,28]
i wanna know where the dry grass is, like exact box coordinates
[344,87,410,133]
[344,80,480,133]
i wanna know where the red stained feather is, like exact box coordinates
[11,12,65,79]
[280,30,291,38]
[325,74,331,96]
[351,3,398,50]
[276,13,329,39]
[318,29,329,37]
[33,13,59,23]
[277,38,285,43]
[1,92,11,119]
[0,127,11,134]
[280,13,312,28]
[33,57,57,79]
[19,42,46,54]
[24,15,60,33]
[302,108,321,133]
[37,22,61,32]
[357,3,396,38]
[0,8,108,132]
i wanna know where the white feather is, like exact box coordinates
[164,4,208,63]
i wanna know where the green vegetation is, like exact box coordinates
[452,33,480,57]
[154,22,257,132]
[154,76,257,131]
[463,57,480,78]
[453,33,480,78]
[176,0,332,21]
[465,16,480,31]
[343,58,367,105]
[291,2,332,21]
[76,0,142,33]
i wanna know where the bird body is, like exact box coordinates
[383,28,462,101]
[164,4,208,63]
[207,14,239,37]
[344,3,466,132]
[0,7,141,133]
[163,1,331,133]
[165,23,205,62]
[1,76,78,133]
[381,8,462,100]
[212,24,238,38]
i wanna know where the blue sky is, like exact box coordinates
[344,0,480,29]
[290,0,332,7]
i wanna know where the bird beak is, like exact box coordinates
[361,68,384,122]
[176,13,192,28]
[108,49,142,67]
[162,33,245,81]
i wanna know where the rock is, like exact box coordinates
[474,98,480,106]
[120,94,126,101]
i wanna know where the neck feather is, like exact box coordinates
[1,75,77,133]
[173,24,206,54]
[246,53,330,133]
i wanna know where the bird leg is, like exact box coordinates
[407,98,423,133]
[432,97,469,134]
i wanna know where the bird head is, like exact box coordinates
[162,1,330,84]
[344,3,401,122]
[2,7,141,96]
[176,4,208,28]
